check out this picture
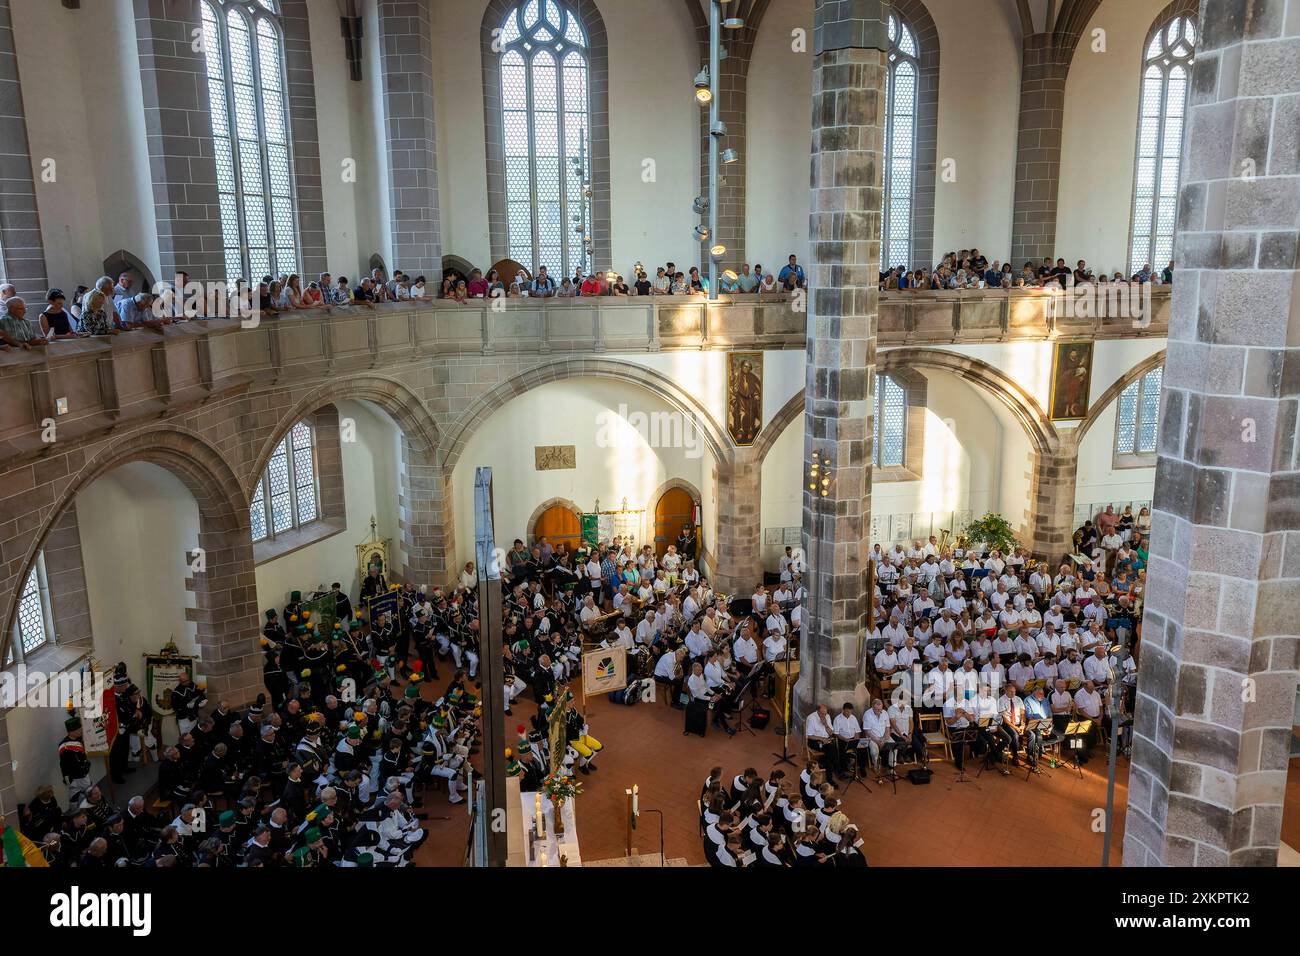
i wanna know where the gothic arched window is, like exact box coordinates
[883,11,919,272]
[251,420,318,542]
[200,0,299,284]
[1130,14,1196,275]
[495,0,592,274]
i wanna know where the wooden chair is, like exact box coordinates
[918,712,951,763]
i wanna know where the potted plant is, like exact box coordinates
[961,512,1019,556]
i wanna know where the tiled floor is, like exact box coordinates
[414,675,1128,867]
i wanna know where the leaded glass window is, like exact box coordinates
[883,12,918,271]
[497,0,590,275]
[201,0,298,284]
[17,561,47,655]
[1115,366,1163,457]
[1130,14,1195,276]
[251,420,318,542]
[874,374,907,467]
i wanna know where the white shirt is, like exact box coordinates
[832,712,861,740]
[887,702,912,736]
[1074,687,1103,718]
[1083,654,1115,683]
[687,672,711,700]
[654,652,679,679]
[763,635,787,660]
[733,636,758,664]
[805,711,834,741]
[685,629,711,658]
[861,708,890,740]
[874,649,899,672]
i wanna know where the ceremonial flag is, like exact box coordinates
[1,821,47,867]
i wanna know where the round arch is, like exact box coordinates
[249,375,442,501]
[1073,348,1166,446]
[526,497,584,542]
[1,427,258,692]
[440,358,732,470]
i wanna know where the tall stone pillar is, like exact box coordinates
[794,0,887,718]
[714,451,763,596]
[1026,444,1078,564]
[1009,32,1069,265]
[377,0,442,278]
[399,437,454,589]
[1124,0,1300,867]
[133,0,225,284]
[0,0,48,300]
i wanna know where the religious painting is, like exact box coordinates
[534,445,576,470]
[1049,341,1094,421]
[727,351,763,446]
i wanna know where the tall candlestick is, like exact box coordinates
[632,784,639,817]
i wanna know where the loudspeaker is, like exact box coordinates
[906,768,932,785]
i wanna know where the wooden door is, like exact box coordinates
[533,505,582,553]
[654,488,696,559]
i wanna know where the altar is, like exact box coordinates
[504,775,583,866]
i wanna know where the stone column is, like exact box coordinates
[1026,444,1078,564]
[713,451,763,596]
[377,0,442,278]
[133,0,225,284]
[1009,32,1068,265]
[0,0,49,299]
[399,437,455,589]
[279,1,329,279]
[794,0,887,718]
[1124,0,1300,867]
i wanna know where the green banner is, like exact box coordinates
[581,513,599,549]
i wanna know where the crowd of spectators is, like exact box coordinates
[879,248,1176,291]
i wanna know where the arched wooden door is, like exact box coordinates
[533,504,582,553]
[654,488,696,559]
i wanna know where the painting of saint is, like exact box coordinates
[727,352,763,445]
[1049,341,1093,420]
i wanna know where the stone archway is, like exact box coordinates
[101,249,157,293]
[1,426,261,702]
[1073,348,1166,447]
[252,375,448,585]
[440,358,732,471]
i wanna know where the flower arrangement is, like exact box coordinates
[542,772,582,803]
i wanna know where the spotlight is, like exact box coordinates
[722,269,738,282]
[720,148,739,164]
[693,196,709,215]
[710,120,728,136]
[724,17,745,30]
[710,244,727,259]
[694,69,712,104]
[693,224,710,241]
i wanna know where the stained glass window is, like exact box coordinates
[874,374,907,467]
[1130,15,1195,276]
[883,12,918,271]
[201,0,298,284]
[496,0,590,275]
[251,420,318,542]
[1115,366,1163,456]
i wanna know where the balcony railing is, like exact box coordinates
[0,288,1168,465]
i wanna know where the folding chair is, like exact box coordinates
[918,712,951,764]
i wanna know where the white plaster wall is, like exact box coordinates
[927,0,1020,259]
[431,0,491,269]
[8,702,71,812]
[450,377,712,567]
[747,0,813,267]
[14,0,157,289]
[1056,0,1172,274]
[308,0,362,276]
[254,400,405,611]
[76,463,200,667]
[1074,397,1156,513]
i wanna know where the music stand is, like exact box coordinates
[841,745,873,794]
[872,743,899,795]
[1062,719,1091,779]
[1025,718,1055,781]
[974,717,1008,778]
[950,726,977,783]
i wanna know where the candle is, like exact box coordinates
[540,850,548,868]
[632,784,639,817]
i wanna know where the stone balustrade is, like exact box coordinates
[0,288,1168,466]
